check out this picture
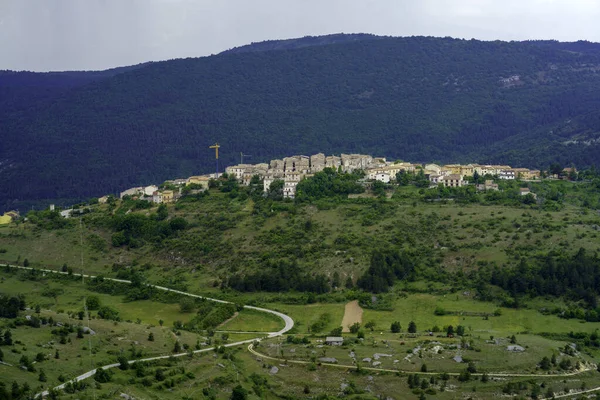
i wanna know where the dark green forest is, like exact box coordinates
[3,35,600,211]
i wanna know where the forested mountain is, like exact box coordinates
[2,35,600,211]
[0,64,149,115]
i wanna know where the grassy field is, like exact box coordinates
[258,333,588,374]
[36,338,600,400]
[218,309,283,333]
[0,272,198,327]
[0,269,282,394]
[266,303,346,335]
[361,292,600,337]
[3,274,600,399]
[0,308,202,391]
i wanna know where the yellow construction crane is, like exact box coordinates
[209,143,220,177]
[210,143,220,159]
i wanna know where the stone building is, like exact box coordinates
[310,153,326,172]
[340,153,373,172]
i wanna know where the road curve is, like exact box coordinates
[0,264,294,398]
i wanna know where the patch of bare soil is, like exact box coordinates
[341,300,363,333]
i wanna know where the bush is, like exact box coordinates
[94,368,112,383]
[349,322,361,334]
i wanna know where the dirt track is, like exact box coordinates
[341,300,363,332]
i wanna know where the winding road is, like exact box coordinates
[0,264,293,398]
[2,263,599,399]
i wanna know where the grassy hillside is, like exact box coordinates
[2,178,599,287]
[3,175,600,398]
[4,36,600,210]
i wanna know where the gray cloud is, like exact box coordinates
[1,0,599,71]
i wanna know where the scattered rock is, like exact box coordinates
[373,353,392,359]
[289,348,296,353]
[217,363,225,368]
[430,345,442,353]
[270,366,279,374]
[367,375,374,382]
[82,327,96,335]
[362,357,372,363]
[453,355,463,363]
[120,394,135,400]
[507,345,525,352]
[340,383,348,391]
[372,361,382,367]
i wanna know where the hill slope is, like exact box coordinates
[2,35,600,211]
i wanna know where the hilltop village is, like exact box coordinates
[113,153,545,204]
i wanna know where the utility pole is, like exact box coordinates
[209,143,220,178]
[240,152,252,164]
[79,218,84,284]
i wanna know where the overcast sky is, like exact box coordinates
[2,0,599,72]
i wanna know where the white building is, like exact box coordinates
[152,191,163,204]
[325,337,344,346]
[143,185,158,196]
[499,170,515,180]
[368,171,391,183]
[225,164,253,180]
[424,164,442,175]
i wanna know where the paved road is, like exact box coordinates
[0,264,294,398]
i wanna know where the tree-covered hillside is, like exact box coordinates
[3,35,600,211]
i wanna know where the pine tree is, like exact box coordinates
[408,321,417,333]
[3,329,12,345]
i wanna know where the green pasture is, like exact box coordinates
[218,309,283,333]
[0,272,196,328]
[362,292,600,337]
[265,303,345,335]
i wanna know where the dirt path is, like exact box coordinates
[247,344,595,379]
[341,300,363,333]
[216,311,239,329]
